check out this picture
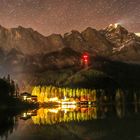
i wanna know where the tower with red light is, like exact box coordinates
[81,52,89,67]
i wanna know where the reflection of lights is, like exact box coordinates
[32,107,97,125]
[23,112,27,117]
[64,109,67,114]
[64,96,67,100]
[88,102,91,105]
[61,104,76,109]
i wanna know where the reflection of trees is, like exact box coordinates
[117,88,140,114]
[115,103,125,118]
[115,89,125,118]
[0,109,18,139]
[32,107,97,125]
[97,88,140,119]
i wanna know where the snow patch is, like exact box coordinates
[135,33,140,37]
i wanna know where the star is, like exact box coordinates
[0,0,139,35]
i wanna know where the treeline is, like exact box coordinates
[32,85,96,103]
[0,74,19,105]
[102,60,140,87]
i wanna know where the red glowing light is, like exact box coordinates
[81,53,89,66]
[83,55,88,58]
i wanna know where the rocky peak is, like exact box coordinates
[0,23,139,64]
[83,27,97,33]
[63,30,87,52]
[64,30,81,38]
[100,24,137,47]
[81,27,113,56]
[0,25,57,55]
[105,24,128,35]
[0,25,7,31]
[47,34,65,49]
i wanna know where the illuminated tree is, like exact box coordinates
[32,85,97,103]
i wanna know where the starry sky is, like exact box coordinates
[0,0,139,35]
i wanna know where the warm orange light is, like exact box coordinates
[31,107,97,125]
[48,109,59,113]
[49,97,59,102]
[61,101,76,105]
[31,86,97,103]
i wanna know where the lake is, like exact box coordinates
[0,89,140,140]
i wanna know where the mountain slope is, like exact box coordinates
[0,25,61,54]
[100,24,140,61]
[0,23,140,66]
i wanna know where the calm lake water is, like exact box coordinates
[1,89,140,140]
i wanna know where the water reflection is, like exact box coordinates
[19,101,140,125]
[1,88,140,140]
[20,87,140,125]
[32,106,97,125]
[20,110,37,120]
[0,109,18,140]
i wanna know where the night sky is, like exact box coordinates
[0,0,139,35]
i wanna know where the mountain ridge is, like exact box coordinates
[0,23,140,63]
[0,24,140,89]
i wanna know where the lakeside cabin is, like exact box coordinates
[20,92,37,102]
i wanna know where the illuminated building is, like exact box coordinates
[20,92,37,102]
